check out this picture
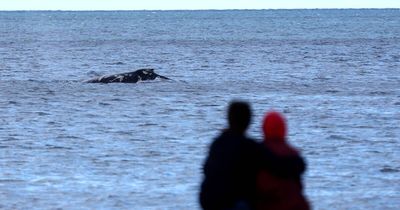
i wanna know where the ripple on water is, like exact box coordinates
[369,91,390,96]
[327,134,351,141]
[380,167,400,173]
[0,179,25,184]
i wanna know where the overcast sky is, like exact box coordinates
[1,0,400,10]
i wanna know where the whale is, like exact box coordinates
[85,68,170,83]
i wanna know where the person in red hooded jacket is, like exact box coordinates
[256,111,310,210]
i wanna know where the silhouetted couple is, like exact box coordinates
[200,101,310,210]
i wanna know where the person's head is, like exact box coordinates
[227,101,251,134]
[262,111,287,141]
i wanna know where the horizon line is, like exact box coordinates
[1,8,399,12]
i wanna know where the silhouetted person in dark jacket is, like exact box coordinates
[200,101,305,210]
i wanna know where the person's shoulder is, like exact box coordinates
[244,136,263,146]
[241,137,264,153]
[209,130,233,149]
[212,130,231,143]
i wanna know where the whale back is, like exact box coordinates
[86,68,170,83]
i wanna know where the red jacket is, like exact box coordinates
[256,111,310,210]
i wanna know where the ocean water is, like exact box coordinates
[0,9,399,209]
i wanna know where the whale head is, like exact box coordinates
[136,68,169,81]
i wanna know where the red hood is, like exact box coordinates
[263,111,287,141]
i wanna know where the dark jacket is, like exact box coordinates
[200,130,305,210]
[256,146,310,210]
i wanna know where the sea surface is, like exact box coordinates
[0,9,399,209]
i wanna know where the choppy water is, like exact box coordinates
[0,10,399,209]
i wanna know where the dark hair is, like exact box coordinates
[228,101,251,133]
